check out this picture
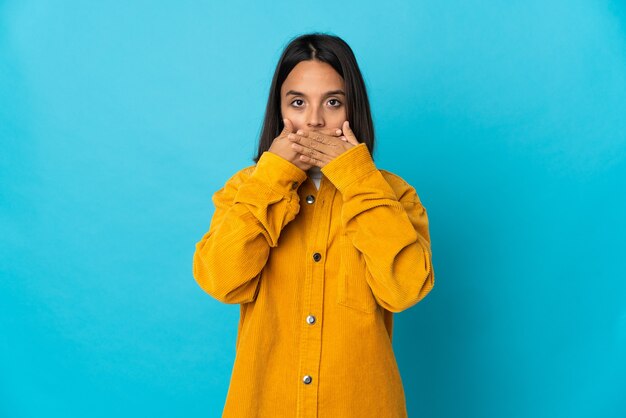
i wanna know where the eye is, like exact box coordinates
[290,98,342,109]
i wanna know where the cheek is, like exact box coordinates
[281,107,306,128]
[330,109,347,127]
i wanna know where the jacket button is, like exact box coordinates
[306,314,316,325]
[291,181,299,190]
[313,252,321,262]
[306,194,315,204]
[303,375,312,384]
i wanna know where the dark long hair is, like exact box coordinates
[253,32,375,163]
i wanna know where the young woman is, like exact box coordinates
[192,32,435,418]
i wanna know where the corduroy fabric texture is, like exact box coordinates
[192,142,435,417]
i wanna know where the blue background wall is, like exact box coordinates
[1,1,625,417]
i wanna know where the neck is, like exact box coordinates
[308,165,322,177]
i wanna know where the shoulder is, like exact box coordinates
[233,164,256,181]
[212,164,256,202]
[221,164,256,188]
[379,168,423,205]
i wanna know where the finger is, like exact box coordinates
[296,130,344,147]
[291,132,334,150]
[288,133,323,151]
[298,153,322,168]
[281,118,295,136]
[288,129,345,156]
[296,127,343,137]
[325,127,343,136]
[290,136,338,163]
[293,144,330,165]
[342,120,360,146]
[314,127,343,136]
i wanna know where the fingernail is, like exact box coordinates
[297,130,303,135]
[335,129,341,135]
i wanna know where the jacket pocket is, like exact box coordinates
[337,232,378,313]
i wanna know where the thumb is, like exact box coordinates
[281,118,295,136]
[342,120,359,146]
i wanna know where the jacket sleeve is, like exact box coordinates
[192,151,308,304]
[321,142,435,313]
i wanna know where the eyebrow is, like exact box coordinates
[285,89,345,97]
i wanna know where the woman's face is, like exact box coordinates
[280,60,347,132]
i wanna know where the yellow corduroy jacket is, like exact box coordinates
[192,142,435,418]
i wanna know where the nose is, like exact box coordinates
[306,106,324,128]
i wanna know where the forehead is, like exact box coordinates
[281,60,344,94]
